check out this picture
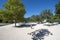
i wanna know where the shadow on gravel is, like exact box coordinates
[28,29,53,40]
[15,24,36,28]
[44,23,59,26]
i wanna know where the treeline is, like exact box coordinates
[25,9,53,23]
[0,0,60,24]
[25,9,53,22]
[25,1,60,23]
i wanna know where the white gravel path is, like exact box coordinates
[0,23,60,40]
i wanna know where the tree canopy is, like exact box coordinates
[3,0,26,22]
[0,0,26,26]
[55,1,60,14]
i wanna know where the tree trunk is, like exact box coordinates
[14,20,16,27]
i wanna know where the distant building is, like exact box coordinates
[43,19,47,23]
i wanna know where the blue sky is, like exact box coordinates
[0,0,59,18]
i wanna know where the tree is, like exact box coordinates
[35,15,41,22]
[55,1,60,22]
[3,0,26,26]
[39,9,53,22]
[26,9,53,23]
[29,15,37,22]
[55,1,60,14]
[0,10,3,22]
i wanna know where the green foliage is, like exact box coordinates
[47,1,60,23]
[0,0,26,27]
[0,10,6,22]
[29,15,37,22]
[25,9,53,22]
[39,9,53,22]
[54,14,60,22]
[0,0,25,23]
[55,1,60,14]
[40,9,53,19]
[54,1,60,22]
